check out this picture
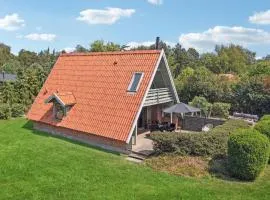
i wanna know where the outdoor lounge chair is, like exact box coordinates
[150,124,164,132]
[166,123,176,132]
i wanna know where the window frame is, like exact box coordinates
[127,72,144,93]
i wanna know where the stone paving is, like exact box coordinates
[132,131,154,156]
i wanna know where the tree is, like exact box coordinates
[189,96,212,117]
[29,63,46,88]
[175,66,228,103]
[0,59,21,73]
[105,42,121,51]
[0,82,17,105]
[187,48,199,60]
[15,69,32,107]
[248,61,270,76]
[215,44,256,74]
[35,66,47,88]
[0,43,13,67]
[175,67,194,97]
[170,43,189,78]
[18,50,38,68]
[200,53,223,74]
[90,40,121,52]
[231,76,270,116]
[75,45,88,52]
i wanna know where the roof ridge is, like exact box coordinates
[61,50,162,57]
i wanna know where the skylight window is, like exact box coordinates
[128,72,143,92]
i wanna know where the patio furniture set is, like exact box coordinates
[149,121,176,132]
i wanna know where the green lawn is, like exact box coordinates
[0,118,270,200]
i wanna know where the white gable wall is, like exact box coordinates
[144,55,179,106]
[126,50,179,144]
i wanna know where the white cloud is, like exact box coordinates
[77,7,135,25]
[126,41,155,49]
[163,41,176,47]
[24,33,56,41]
[249,10,270,25]
[126,40,175,49]
[179,26,270,53]
[0,13,25,31]
[63,47,75,53]
[147,0,163,5]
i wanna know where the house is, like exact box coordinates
[27,50,179,153]
[0,71,17,83]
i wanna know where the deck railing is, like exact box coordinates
[144,88,174,106]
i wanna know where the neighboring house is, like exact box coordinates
[0,71,17,83]
[27,50,179,153]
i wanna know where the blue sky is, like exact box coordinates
[0,0,270,57]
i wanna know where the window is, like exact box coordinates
[54,102,65,120]
[128,72,143,92]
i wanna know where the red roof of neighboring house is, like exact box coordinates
[27,50,161,142]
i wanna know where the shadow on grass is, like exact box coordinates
[208,156,247,182]
[22,120,121,156]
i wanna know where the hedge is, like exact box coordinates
[254,120,270,140]
[0,104,11,119]
[211,102,231,119]
[150,119,250,157]
[150,131,228,156]
[210,119,250,135]
[254,117,270,163]
[228,129,269,180]
[11,103,25,118]
[260,115,270,121]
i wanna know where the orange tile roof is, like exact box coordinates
[54,92,76,106]
[27,50,161,142]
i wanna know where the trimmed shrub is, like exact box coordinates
[211,102,231,118]
[254,120,270,140]
[151,131,228,157]
[11,103,25,117]
[260,115,270,121]
[150,119,250,157]
[210,119,250,135]
[149,134,178,153]
[228,129,270,180]
[254,119,270,163]
[0,104,11,119]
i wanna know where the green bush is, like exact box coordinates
[0,104,11,119]
[211,102,231,118]
[210,119,250,135]
[11,104,25,117]
[228,129,269,180]
[149,134,178,153]
[150,119,249,157]
[254,120,270,140]
[254,119,270,163]
[189,96,212,117]
[151,131,229,157]
[260,115,270,121]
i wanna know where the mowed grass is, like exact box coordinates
[0,119,270,200]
